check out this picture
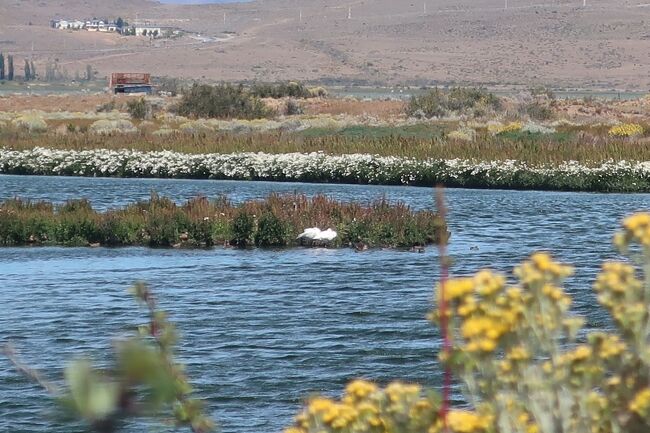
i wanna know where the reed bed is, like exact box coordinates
[4,126,650,164]
[0,194,445,249]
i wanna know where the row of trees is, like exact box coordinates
[0,53,36,81]
[0,54,96,83]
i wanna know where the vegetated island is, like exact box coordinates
[0,193,446,249]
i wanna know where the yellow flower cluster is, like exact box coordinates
[436,269,522,355]
[430,410,492,433]
[488,121,523,135]
[608,123,644,138]
[288,213,650,433]
[287,380,450,433]
[630,389,650,417]
[616,213,650,247]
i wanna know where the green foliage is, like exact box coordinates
[4,283,214,432]
[176,83,273,119]
[127,98,148,120]
[254,212,291,247]
[23,59,31,82]
[249,81,314,99]
[7,54,14,81]
[407,87,502,119]
[231,211,254,246]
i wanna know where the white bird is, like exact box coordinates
[297,227,337,241]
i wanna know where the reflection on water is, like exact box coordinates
[0,175,648,433]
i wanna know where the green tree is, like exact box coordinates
[24,59,31,81]
[116,17,124,28]
[7,55,14,81]
[85,64,93,81]
[30,60,36,80]
[142,29,147,36]
[0,53,5,80]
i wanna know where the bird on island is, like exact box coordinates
[297,227,338,241]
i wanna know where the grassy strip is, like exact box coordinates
[2,148,650,192]
[4,125,650,163]
[0,194,445,249]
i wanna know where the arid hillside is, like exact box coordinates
[2,0,650,89]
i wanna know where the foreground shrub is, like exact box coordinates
[407,87,502,119]
[287,212,650,433]
[3,283,214,432]
[176,83,272,119]
[0,194,445,249]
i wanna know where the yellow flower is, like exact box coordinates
[507,346,530,361]
[345,379,377,401]
[474,270,505,297]
[446,410,490,432]
[608,123,644,138]
[630,388,650,415]
[562,345,592,363]
[441,278,475,301]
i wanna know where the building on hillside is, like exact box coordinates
[51,19,85,29]
[134,25,162,37]
[86,19,106,31]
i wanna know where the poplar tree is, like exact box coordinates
[24,59,31,81]
[7,55,14,81]
[0,53,4,80]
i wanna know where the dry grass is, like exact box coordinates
[5,126,650,164]
[301,99,406,117]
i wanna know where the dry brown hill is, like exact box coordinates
[2,0,650,89]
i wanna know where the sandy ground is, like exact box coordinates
[2,0,650,89]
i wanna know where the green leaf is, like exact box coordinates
[64,359,119,421]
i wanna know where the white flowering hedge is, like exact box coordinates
[1,148,649,192]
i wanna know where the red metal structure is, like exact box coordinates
[109,73,153,94]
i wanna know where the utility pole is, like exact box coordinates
[299,9,302,22]
[423,2,427,15]
[505,0,508,9]
[223,12,226,25]
[348,6,352,19]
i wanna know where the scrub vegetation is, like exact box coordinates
[0,193,446,249]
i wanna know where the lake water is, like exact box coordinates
[1,175,649,433]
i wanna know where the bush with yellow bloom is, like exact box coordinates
[608,123,644,138]
[286,213,650,433]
